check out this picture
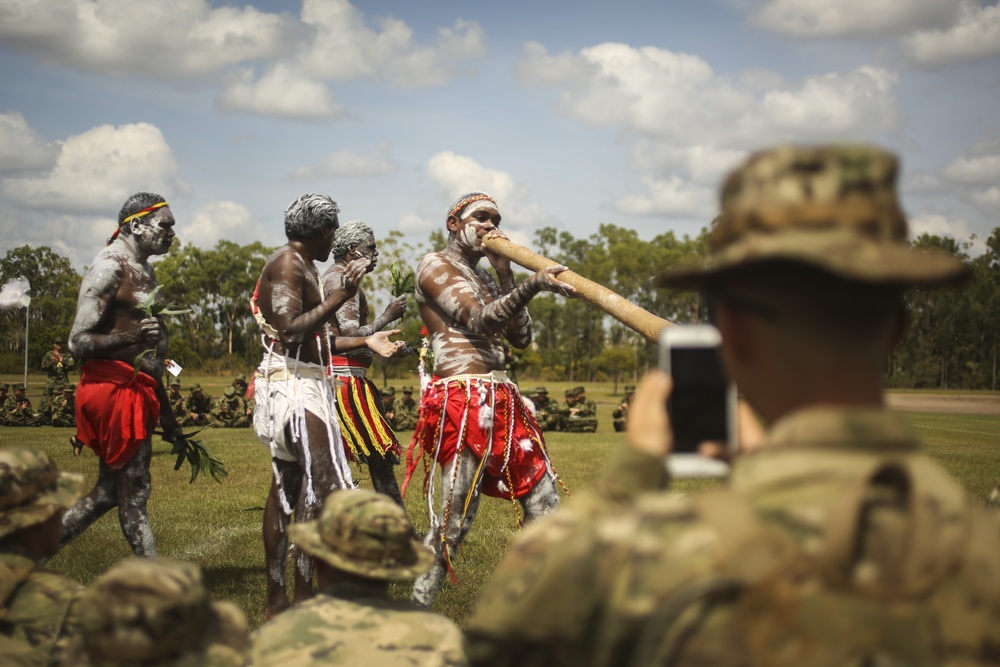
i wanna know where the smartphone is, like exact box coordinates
[659,324,737,478]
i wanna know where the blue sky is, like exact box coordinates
[1,0,998,271]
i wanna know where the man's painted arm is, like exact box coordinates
[418,256,541,337]
[69,262,147,358]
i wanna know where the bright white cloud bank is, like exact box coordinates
[517,41,900,216]
[1,122,185,214]
[0,0,486,120]
[291,145,397,180]
[179,200,266,248]
[0,112,58,175]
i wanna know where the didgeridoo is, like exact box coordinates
[482,235,672,344]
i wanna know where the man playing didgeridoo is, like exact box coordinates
[251,193,405,620]
[403,191,577,608]
[61,192,184,556]
[322,219,408,508]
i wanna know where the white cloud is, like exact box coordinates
[943,153,1000,184]
[903,2,1000,66]
[616,176,714,218]
[752,67,899,136]
[297,0,486,87]
[940,143,1000,214]
[216,64,343,120]
[516,42,901,219]
[1,122,186,214]
[749,0,963,38]
[909,212,985,255]
[179,200,265,248]
[398,211,436,234]
[0,112,58,175]
[291,144,397,179]
[0,0,298,82]
[426,152,546,228]
[0,0,486,119]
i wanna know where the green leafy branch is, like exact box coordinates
[389,262,415,297]
[133,286,191,377]
[156,429,228,484]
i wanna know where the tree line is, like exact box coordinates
[1,225,997,391]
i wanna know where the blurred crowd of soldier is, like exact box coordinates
[529,385,599,433]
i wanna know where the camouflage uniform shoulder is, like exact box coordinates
[0,555,83,667]
[252,593,467,666]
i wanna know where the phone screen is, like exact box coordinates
[668,346,729,453]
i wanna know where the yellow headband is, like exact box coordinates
[107,201,170,246]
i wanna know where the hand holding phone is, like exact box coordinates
[659,324,736,478]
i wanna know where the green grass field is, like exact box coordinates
[2,375,999,630]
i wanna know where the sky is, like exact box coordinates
[0,0,998,272]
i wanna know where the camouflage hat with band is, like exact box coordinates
[223,386,236,398]
[76,558,249,667]
[0,447,85,539]
[288,489,434,581]
[654,144,970,289]
[233,374,247,385]
[380,386,395,396]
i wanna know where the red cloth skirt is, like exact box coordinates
[75,360,160,470]
[403,375,550,499]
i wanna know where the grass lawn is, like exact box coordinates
[2,375,999,630]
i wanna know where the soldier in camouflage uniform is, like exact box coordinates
[49,385,77,428]
[0,447,86,667]
[563,386,597,433]
[466,144,1000,666]
[393,386,419,431]
[7,384,40,427]
[380,386,399,430]
[612,384,634,433]
[64,557,250,667]
[232,375,254,421]
[39,340,75,418]
[531,387,563,432]
[210,386,250,429]
[252,488,467,666]
[166,378,185,422]
[0,383,11,426]
[183,384,214,428]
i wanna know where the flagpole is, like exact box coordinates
[23,302,29,388]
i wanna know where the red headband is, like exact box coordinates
[448,193,496,220]
[107,202,169,246]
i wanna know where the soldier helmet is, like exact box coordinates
[223,386,236,398]
[654,144,970,289]
[0,447,85,539]
[288,489,434,581]
[75,557,249,667]
[380,386,395,397]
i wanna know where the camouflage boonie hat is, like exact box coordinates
[573,386,586,395]
[13,383,25,391]
[0,382,8,391]
[169,378,181,387]
[625,384,636,393]
[76,558,249,667]
[190,384,203,393]
[535,386,548,394]
[288,489,434,581]
[402,386,414,394]
[63,384,76,394]
[564,388,575,398]
[233,374,246,385]
[381,386,395,397]
[223,386,236,398]
[54,338,65,345]
[654,144,970,289]
[0,447,85,539]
